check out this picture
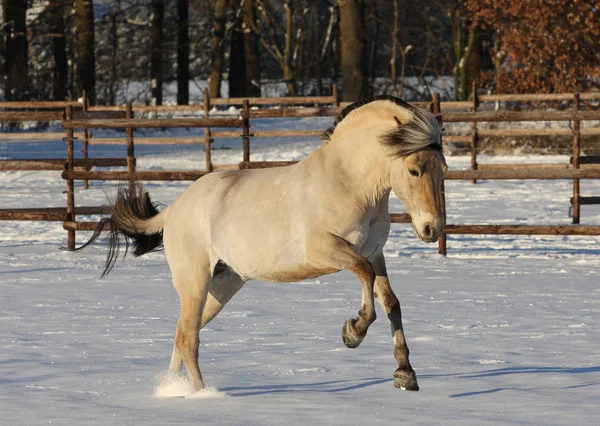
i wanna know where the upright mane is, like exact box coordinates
[321,95,442,158]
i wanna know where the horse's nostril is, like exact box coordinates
[423,224,433,238]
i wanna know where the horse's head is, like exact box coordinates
[380,102,447,243]
[322,96,447,242]
[391,147,447,243]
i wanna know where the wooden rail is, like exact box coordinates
[0,206,109,221]
[0,111,64,121]
[62,170,209,181]
[3,90,600,256]
[444,225,600,235]
[0,158,128,171]
[63,117,243,129]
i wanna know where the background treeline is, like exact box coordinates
[1,0,599,105]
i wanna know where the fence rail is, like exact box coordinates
[2,89,600,256]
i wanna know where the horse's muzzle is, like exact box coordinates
[414,219,444,243]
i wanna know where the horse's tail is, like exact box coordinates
[72,183,167,278]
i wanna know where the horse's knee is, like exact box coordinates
[175,323,198,354]
[351,259,375,285]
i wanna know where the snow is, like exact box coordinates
[1,132,600,424]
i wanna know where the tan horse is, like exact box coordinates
[78,96,446,393]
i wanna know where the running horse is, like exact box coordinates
[77,96,446,392]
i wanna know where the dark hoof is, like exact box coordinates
[342,318,364,349]
[393,368,419,391]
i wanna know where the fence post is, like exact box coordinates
[242,99,251,163]
[125,103,135,189]
[433,92,447,255]
[332,83,340,107]
[65,106,76,249]
[572,93,581,224]
[83,128,90,189]
[82,90,88,113]
[471,82,479,184]
[203,88,213,172]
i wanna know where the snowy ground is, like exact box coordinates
[1,133,600,425]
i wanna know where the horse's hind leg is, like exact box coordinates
[168,268,245,375]
[371,253,419,391]
[168,264,211,391]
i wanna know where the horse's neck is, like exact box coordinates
[315,126,391,208]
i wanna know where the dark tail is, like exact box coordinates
[70,183,166,278]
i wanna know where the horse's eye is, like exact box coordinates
[409,169,420,178]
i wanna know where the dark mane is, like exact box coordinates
[321,95,419,141]
[321,95,442,158]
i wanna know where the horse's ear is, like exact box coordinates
[394,116,402,126]
[435,114,442,125]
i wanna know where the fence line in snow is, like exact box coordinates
[2,90,600,254]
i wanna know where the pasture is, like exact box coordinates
[1,139,599,424]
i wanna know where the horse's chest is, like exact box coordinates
[345,222,388,259]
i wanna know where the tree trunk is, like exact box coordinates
[2,0,29,101]
[338,0,366,102]
[177,0,189,104]
[390,0,399,96]
[465,27,482,94]
[108,0,121,105]
[242,0,260,97]
[150,0,164,105]
[209,0,229,99]
[451,1,461,100]
[74,0,96,104]
[50,1,69,101]
[228,12,245,98]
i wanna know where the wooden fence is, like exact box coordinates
[2,91,600,255]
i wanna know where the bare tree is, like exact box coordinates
[229,1,245,97]
[150,0,164,105]
[229,0,261,97]
[2,0,29,101]
[450,0,479,100]
[209,0,228,98]
[74,0,96,104]
[49,1,69,101]
[242,0,260,97]
[338,0,367,101]
[248,0,308,96]
[107,0,121,105]
[177,0,189,104]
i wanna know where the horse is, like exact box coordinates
[76,95,446,393]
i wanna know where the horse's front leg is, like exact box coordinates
[371,253,419,391]
[307,233,376,349]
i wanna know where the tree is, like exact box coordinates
[177,0,189,104]
[449,0,481,100]
[468,0,600,93]
[150,0,164,105]
[338,0,367,102]
[2,0,29,101]
[50,1,69,101]
[228,3,245,97]
[209,0,228,98]
[241,0,260,97]
[74,0,96,104]
[107,0,121,105]
[229,0,261,97]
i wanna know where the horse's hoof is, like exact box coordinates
[393,368,419,391]
[342,318,364,348]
